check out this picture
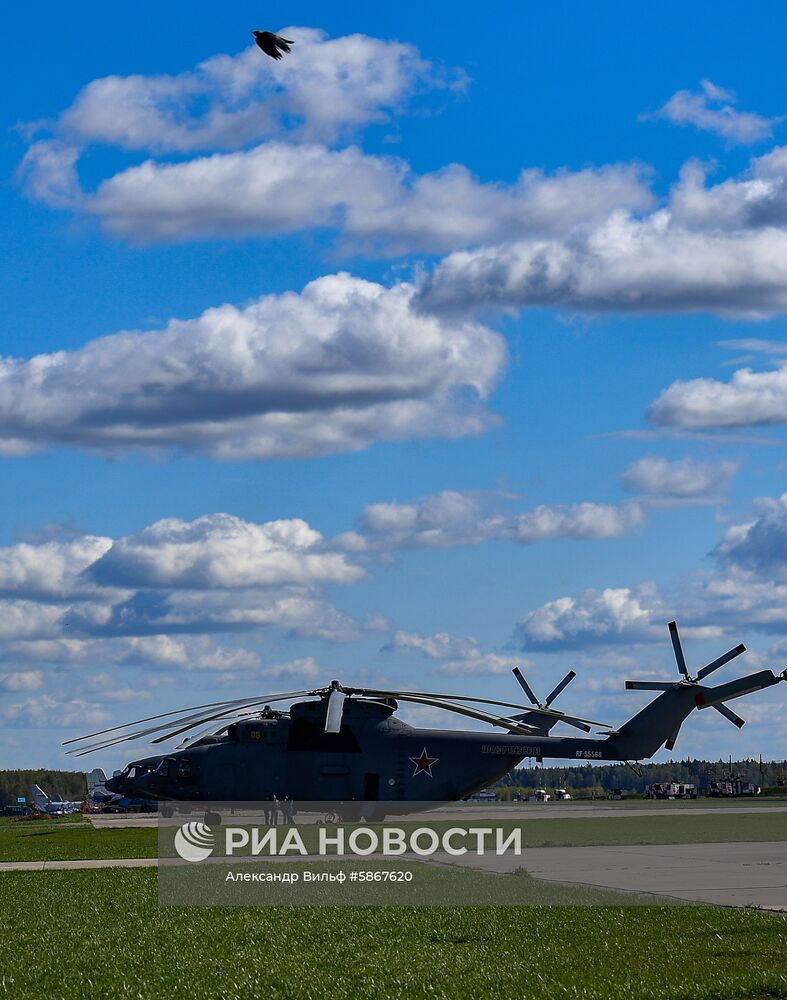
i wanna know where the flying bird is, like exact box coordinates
[253,30,294,60]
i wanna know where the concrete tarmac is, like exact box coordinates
[86,800,787,828]
[437,840,787,909]
[3,840,785,909]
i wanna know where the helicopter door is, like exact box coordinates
[362,772,379,801]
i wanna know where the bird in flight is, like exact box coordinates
[253,30,295,60]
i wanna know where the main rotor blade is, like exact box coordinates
[711,702,745,728]
[62,693,279,746]
[390,693,539,734]
[696,669,783,709]
[512,667,539,706]
[544,670,576,706]
[551,714,590,733]
[69,690,313,755]
[324,688,345,734]
[345,686,608,727]
[696,643,746,681]
[664,724,681,752]
[668,620,689,678]
[150,692,311,745]
[625,680,675,691]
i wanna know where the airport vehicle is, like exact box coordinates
[30,783,83,815]
[65,621,786,809]
[646,782,696,800]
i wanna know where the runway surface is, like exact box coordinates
[87,800,787,828]
[3,840,785,909]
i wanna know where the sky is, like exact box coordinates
[1,1,787,770]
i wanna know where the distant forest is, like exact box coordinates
[0,770,86,807]
[496,758,787,797]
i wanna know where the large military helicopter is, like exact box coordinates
[66,621,785,810]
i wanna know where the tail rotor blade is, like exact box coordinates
[669,621,689,678]
[625,680,674,691]
[696,643,746,681]
[544,670,576,706]
[512,667,539,706]
[324,688,345,734]
[664,725,681,752]
[712,702,745,729]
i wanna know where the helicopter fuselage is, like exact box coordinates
[104,695,626,805]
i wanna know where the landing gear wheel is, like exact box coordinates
[204,810,222,826]
[160,803,174,818]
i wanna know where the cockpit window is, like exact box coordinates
[176,760,192,780]
[156,759,172,777]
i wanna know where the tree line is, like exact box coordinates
[495,758,786,798]
[0,769,87,807]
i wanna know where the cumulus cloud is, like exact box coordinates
[0,535,113,601]
[0,274,505,461]
[416,144,787,317]
[515,584,665,650]
[88,513,361,589]
[386,629,524,675]
[0,511,367,649]
[52,29,447,152]
[646,80,780,145]
[343,489,644,551]
[263,656,320,680]
[649,361,787,429]
[19,30,652,251]
[81,147,650,247]
[619,456,738,499]
[714,494,787,579]
[1,694,110,729]
[0,671,43,692]
[417,210,787,316]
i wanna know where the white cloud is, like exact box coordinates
[347,489,643,551]
[0,535,113,601]
[714,494,787,579]
[649,361,787,429]
[387,629,524,676]
[18,141,81,209]
[0,509,369,649]
[19,31,651,252]
[1,694,111,729]
[53,29,445,152]
[82,147,651,248]
[0,671,43,692]
[0,274,505,461]
[515,584,664,650]
[89,142,398,242]
[88,513,361,588]
[619,456,738,498]
[263,656,320,680]
[647,80,779,145]
[417,210,787,316]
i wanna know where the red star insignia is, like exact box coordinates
[409,747,439,778]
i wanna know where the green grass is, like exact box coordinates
[2,810,785,863]
[0,817,157,862]
[0,869,784,1000]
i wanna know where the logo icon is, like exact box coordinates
[174,821,215,863]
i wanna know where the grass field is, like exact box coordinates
[2,809,786,863]
[0,869,785,1000]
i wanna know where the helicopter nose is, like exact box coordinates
[105,774,121,794]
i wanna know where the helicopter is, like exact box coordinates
[65,621,785,813]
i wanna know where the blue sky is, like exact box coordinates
[2,1,787,769]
